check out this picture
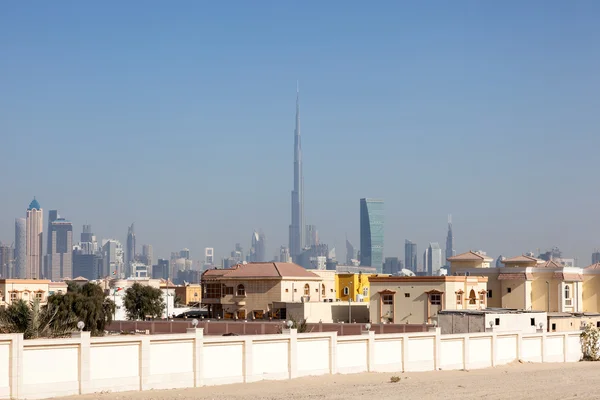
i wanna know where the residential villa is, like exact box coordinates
[201,262,336,319]
[368,275,488,324]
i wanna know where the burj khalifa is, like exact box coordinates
[289,84,304,261]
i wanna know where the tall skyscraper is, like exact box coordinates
[47,217,73,280]
[142,244,153,267]
[345,238,356,265]
[249,231,266,262]
[279,246,291,263]
[46,210,58,256]
[305,225,318,247]
[15,218,26,278]
[359,198,384,272]
[405,240,418,273]
[102,239,124,277]
[26,197,43,279]
[0,243,14,278]
[204,247,214,265]
[383,257,401,275]
[426,242,443,276]
[445,214,455,266]
[289,84,305,260]
[126,223,136,267]
[593,251,600,265]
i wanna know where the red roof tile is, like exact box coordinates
[498,273,532,281]
[202,262,318,279]
[447,251,491,261]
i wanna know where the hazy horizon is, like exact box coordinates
[2,2,600,267]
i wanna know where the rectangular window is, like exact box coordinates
[479,293,485,303]
[404,293,410,298]
[205,284,221,299]
[224,286,234,295]
[343,287,349,296]
[10,292,17,301]
[551,323,556,332]
[430,294,441,305]
[35,292,43,301]
[382,294,394,305]
[531,318,535,326]
[487,290,493,298]
[495,318,500,326]
[456,294,462,304]
[507,288,512,294]
[596,321,600,328]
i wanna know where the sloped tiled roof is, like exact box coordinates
[553,272,583,281]
[447,251,492,262]
[536,260,563,269]
[502,255,540,263]
[202,262,318,279]
[498,272,532,281]
[71,276,89,281]
[584,263,600,270]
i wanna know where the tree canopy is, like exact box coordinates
[47,282,116,336]
[0,299,75,339]
[123,282,164,320]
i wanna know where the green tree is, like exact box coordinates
[0,299,76,339]
[47,282,116,336]
[123,282,164,320]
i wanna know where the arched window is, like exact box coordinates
[565,285,570,299]
[469,289,476,305]
[321,284,326,296]
[304,284,310,296]
[343,287,349,296]
[237,284,246,296]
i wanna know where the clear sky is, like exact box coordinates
[2,1,600,266]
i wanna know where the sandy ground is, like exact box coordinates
[54,362,600,400]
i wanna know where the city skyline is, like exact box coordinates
[2,3,600,266]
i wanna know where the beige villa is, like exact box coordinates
[368,275,488,324]
[0,279,56,306]
[448,251,589,313]
[201,262,335,319]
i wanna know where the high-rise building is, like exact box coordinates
[126,223,136,267]
[383,257,402,275]
[0,243,14,278]
[141,244,153,267]
[289,84,305,260]
[279,246,291,263]
[593,251,600,265]
[359,198,384,272]
[426,242,443,276]
[248,231,266,262]
[26,197,43,279]
[152,258,170,280]
[47,217,73,280]
[405,240,418,273]
[78,224,98,255]
[180,248,190,260]
[305,225,318,247]
[445,214,455,266]
[46,210,58,256]
[102,239,124,277]
[15,218,26,278]
[204,247,214,265]
[73,250,102,280]
[345,239,356,265]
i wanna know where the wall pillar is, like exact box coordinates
[288,329,298,379]
[72,331,91,394]
[187,328,204,387]
[463,336,470,370]
[243,337,253,382]
[491,330,498,367]
[432,328,441,370]
[541,331,547,362]
[139,337,151,390]
[366,330,375,372]
[401,335,408,372]
[516,332,523,361]
[9,334,23,400]
[563,332,569,362]
[329,332,337,375]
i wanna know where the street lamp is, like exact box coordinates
[192,319,199,328]
[77,321,85,332]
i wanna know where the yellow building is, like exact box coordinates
[0,279,53,306]
[369,275,488,324]
[174,284,202,306]
[448,251,584,313]
[335,272,377,302]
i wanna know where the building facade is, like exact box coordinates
[201,262,335,319]
[359,198,384,272]
[369,275,488,324]
[47,217,73,280]
[426,242,443,276]
[26,198,43,279]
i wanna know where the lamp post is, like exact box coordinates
[348,280,353,323]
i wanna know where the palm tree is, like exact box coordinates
[0,299,76,339]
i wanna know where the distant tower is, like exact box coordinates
[142,244,153,267]
[15,218,26,278]
[445,214,455,267]
[26,197,43,279]
[345,238,355,265]
[126,223,136,267]
[360,198,384,272]
[427,242,443,276]
[405,240,418,273]
[305,225,319,247]
[48,216,73,280]
[204,247,214,265]
[46,210,58,257]
[289,83,305,261]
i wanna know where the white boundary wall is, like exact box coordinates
[0,328,583,399]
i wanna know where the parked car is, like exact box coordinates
[174,310,208,319]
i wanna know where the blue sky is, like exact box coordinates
[2,1,600,266]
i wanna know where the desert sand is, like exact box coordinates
[54,362,600,400]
